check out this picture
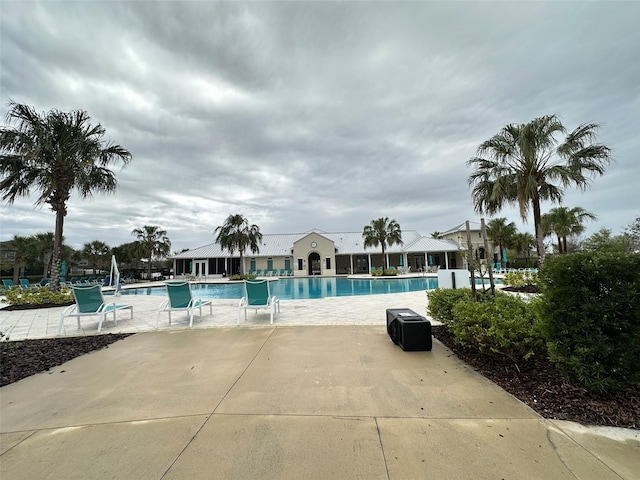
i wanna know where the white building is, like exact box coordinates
[171,226,489,277]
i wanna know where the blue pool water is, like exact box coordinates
[121,276,501,300]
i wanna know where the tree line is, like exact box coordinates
[485,215,639,267]
[2,225,173,283]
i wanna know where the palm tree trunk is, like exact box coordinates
[381,244,387,270]
[532,197,545,266]
[239,253,244,276]
[557,235,563,254]
[562,236,568,254]
[51,210,65,289]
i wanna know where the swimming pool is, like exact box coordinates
[120,276,501,300]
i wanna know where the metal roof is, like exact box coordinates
[441,221,482,235]
[172,230,461,259]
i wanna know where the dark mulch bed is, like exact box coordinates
[2,301,74,311]
[432,325,639,429]
[501,285,540,293]
[0,334,132,387]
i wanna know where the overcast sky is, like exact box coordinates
[1,1,638,253]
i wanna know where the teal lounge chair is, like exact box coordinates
[19,278,38,290]
[157,281,213,328]
[2,279,15,289]
[59,285,133,334]
[238,279,280,325]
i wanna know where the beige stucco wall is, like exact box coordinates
[441,229,496,266]
[292,232,336,276]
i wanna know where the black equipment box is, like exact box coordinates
[386,308,432,351]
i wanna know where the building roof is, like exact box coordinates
[172,230,460,259]
[441,221,482,236]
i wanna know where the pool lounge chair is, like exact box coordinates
[2,279,15,289]
[157,281,213,328]
[238,279,280,325]
[19,278,39,290]
[59,284,133,334]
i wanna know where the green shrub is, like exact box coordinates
[427,288,474,322]
[504,271,538,289]
[2,286,74,306]
[537,252,640,392]
[230,274,257,281]
[450,294,544,360]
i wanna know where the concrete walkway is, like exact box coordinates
[1,293,638,479]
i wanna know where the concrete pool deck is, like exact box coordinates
[0,287,436,341]
[1,286,638,479]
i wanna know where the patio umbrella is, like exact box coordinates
[428,255,433,266]
[60,260,67,279]
[502,248,508,264]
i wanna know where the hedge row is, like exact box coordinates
[427,252,640,392]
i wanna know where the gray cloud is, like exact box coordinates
[1,1,638,252]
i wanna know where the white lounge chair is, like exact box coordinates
[59,285,133,334]
[238,279,280,325]
[157,281,212,328]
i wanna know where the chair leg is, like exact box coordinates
[97,313,105,333]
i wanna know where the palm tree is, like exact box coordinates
[215,214,262,276]
[0,102,132,289]
[511,232,536,262]
[486,217,517,263]
[112,241,143,275]
[542,206,596,254]
[9,235,35,283]
[82,240,111,274]
[362,217,403,271]
[430,231,442,239]
[132,225,171,280]
[33,232,55,277]
[467,114,611,265]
